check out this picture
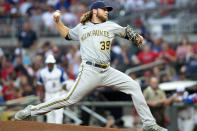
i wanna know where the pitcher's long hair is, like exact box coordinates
[80,11,93,25]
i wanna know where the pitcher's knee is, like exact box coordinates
[123,81,142,95]
[129,80,141,89]
[134,81,141,88]
[66,97,81,105]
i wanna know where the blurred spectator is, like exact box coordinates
[66,64,76,80]
[160,0,175,5]
[136,44,158,64]
[55,0,70,11]
[18,22,38,49]
[41,5,57,33]
[176,36,190,63]
[14,55,29,80]
[0,48,4,58]
[176,36,192,71]
[0,48,5,77]
[60,53,76,80]
[14,46,31,66]
[141,71,152,90]
[66,45,81,77]
[19,0,32,16]
[143,77,166,127]
[160,0,175,16]
[129,72,137,80]
[0,0,11,36]
[22,84,35,97]
[124,0,145,10]
[52,45,61,64]
[60,7,78,27]
[20,75,29,88]
[9,70,20,88]
[0,0,11,17]
[39,41,53,57]
[69,2,87,19]
[118,44,136,71]
[151,36,163,53]
[0,82,4,102]
[0,58,14,82]
[12,88,23,99]
[144,33,154,45]
[135,19,147,37]
[30,7,43,32]
[152,66,161,80]
[0,54,5,75]
[26,0,40,16]
[111,42,122,68]
[14,44,26,57]
[8,0,20,5]
[111,44,137,71]
[10,4,19,19]
[165,87,194,131]
[173,72,187,81]
[1,79,16,101]
[121,44,135,65]
[32,54,43,76]
[159,74,171,83]
[158,42,177,63]
[144,0,156,10]
[0,91,4,103]
[182,51,197,80]
[47,0,59,6]
[165,87,188,105]
[193,43,197,53]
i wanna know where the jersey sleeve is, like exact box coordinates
[65,24,81,41]
[110,22,127,38]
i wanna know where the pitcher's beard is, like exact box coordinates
[97,13,108,22]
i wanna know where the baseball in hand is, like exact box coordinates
[53,10,60,23]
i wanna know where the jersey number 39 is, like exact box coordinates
[100,41,110,50]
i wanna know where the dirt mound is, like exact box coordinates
[0,121,136,131]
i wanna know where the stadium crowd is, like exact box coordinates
[1,0,190,36]
[0,0,197,130]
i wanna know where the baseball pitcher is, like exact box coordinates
[15,1,167,131]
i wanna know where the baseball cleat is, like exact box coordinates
[15,105,32,120]
[144,124,168,131]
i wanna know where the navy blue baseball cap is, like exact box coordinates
[90,1,113,11]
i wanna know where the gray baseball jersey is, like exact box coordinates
[67,21,126,64]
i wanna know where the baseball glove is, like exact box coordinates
[125,25,143,47]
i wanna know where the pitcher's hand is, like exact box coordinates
[53,10,60,23]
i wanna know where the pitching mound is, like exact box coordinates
[0,121,136,131]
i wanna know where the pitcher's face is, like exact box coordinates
[96,8,108,22]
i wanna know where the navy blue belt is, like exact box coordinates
[86,61,109,69]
